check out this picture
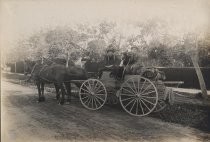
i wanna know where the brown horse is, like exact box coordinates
[24,59,87,104]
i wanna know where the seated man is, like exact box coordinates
[98,47,125,79]
[104,45,118,67]
[98,45,117,78]
[122,46,141,74]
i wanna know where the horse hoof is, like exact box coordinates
[59,102,64,105]
[59,100,64,105]
[56,96,60,100]
[38,98,42,102]
[38,97,45,102]
[41,97,45,102]
[66,102,70,105]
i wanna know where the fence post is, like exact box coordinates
[15,62,17,73]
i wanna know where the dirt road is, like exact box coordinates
[1,80,210,142]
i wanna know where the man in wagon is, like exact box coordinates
[104,44,118,67]
[122,46,143,74]
[98,44,118,78]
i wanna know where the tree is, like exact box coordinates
[184,33,208,99]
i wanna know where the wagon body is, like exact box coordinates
[77,68,181,117]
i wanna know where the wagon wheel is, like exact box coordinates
[79,79,107,110]
[153,99,167,112]
[119,76,158,116]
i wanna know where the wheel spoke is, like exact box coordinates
[80,92,91,95]
[125,99,135,108]
[132,79,138,93]
[93,97,98,108]
[129,99,136,112]
[91,97,93,108]
[83,97,91,104]
[95,83,102,92]
[139,80,146,93]
[141,97,156,106]
[87,81,92,92]
[81,95,89,100]
[141,96,156,99]
[137,78,140,93]
[122,87,135,95]
[87,97,92,106]
[141,84,152,94]
[94,80,99,91]
[81,88,92,94]
[138,99,144,114]
[96,88,105,94]
[140,99,150,111]
[158,101,162,107]
[136,99,139,115]
[125,82,136,94]
[121,96,135,102]
[83,83,91,92]
[95,93,106,96]
[94,96,102,107]
[141,90,156,96]
[95,95,105,102]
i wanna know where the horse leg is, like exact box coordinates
[58,83,66,105]
[54,83,60,100]
[36,81,42,102]
[64,82,71,103]
[40,82,45,102]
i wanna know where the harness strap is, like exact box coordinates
[38,65,53,82]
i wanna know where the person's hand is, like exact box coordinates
[105,65,113,68]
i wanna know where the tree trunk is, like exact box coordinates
[41,57,44,64]
[191,56,208,99]
[66,52,69,68]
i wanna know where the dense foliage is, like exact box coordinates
[6,20,210,67]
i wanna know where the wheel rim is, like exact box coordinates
[79,79,107,110]
[119,76,158,116]
[153,99,167,112]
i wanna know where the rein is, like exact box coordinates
[122,58,131,79]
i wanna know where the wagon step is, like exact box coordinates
[163,81,184,87]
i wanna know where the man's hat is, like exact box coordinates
[131,46,139,51]
[106,44,115,53]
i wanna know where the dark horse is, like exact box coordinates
[24,58,87,104]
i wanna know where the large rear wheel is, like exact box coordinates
[119,76,158,116]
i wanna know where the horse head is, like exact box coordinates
[24,60,36,75]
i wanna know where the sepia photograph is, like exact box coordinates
[1,0,210,141]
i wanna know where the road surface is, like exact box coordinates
[1,80,210,142]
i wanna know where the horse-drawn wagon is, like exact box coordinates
[71,67,183,117]
[24,57,184,117]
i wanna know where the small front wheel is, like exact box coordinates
[79,79,107,110]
